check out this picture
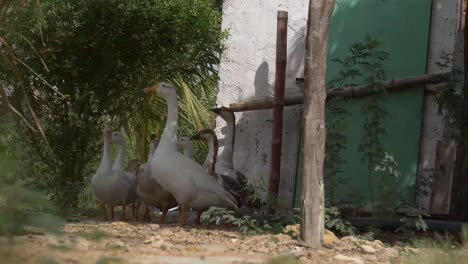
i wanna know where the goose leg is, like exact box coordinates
[195,210,202,225]
[143,206,151,222]
[111,206,115,221]
[160,207,168,224]
[131,203,136,221]
[178,204,187,227]
[101,203,108,221]
[134,202,141,221]
[119,205,127,221]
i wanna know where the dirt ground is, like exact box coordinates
[0,211,412,264]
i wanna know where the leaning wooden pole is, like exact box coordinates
[300,0,335,247]
[268,11,288,206]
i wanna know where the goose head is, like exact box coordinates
[177,136,193,151]
[144,82,177,98]
[191,128,217,143]
[103,125,113,142]
[210,106,235,122]
[111,128,127,145]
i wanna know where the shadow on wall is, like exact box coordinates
[216,24,306,208]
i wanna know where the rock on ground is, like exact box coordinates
[0,220,405,264]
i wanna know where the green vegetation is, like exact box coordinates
[201,178,300,235]
[0,0,224,209]
[0,115,63,237]
[324,207,356,236]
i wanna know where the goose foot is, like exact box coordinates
[178,204,187,227]
[111,206,115,221]
[160,208,168,224]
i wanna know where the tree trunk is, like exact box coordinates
[300,0,335,247]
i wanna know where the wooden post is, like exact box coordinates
[300,0,335,247]
[462,0,468,219]
[268,11,288,206]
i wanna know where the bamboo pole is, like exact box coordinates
[228,72,451,112]
[268,11,288,206]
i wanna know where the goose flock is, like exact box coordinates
[91,82,255,226]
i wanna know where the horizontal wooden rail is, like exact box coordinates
[228,73,451,112]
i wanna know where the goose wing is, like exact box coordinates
[170,153,240,210]
[219,174,242,206]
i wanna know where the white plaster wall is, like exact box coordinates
[215,0,308,208]
[417,0,461,211]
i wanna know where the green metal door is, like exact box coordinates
[294,0,433,209]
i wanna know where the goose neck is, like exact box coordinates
[98,138,112,173]
[204,136,218,176]
[113,142,126,170]
[183,144,194,159]
[219,114,235,168]
[158,93,178,153]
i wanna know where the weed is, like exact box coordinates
[48,244,72,252]
[40,257,60,264]
[79,230,109,241]
[96,257,124,264]
[401,229,468,264]
[325,207,356,236]
[267,254,300,264]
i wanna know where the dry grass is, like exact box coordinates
[402,230,468,264]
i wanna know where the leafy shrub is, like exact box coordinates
[201,178,301,235]
[1,0,225,209]
[325,207,356,236]
[201,207,271,235]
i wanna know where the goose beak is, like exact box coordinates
[144,85,157,94]
[210,108,221,114]
[190,133,201,141]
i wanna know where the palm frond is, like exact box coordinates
[124,72,218,161]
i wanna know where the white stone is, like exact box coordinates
[361,244,376,254]
[333,254,364,264]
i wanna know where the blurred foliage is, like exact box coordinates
[0,116,63,237]
[0,0,225,209]
[402,230,468,264]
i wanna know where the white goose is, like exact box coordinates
[91,126,139,221]
[144,82,239,226]
[112,128,140,219]
[135,136,178,223]
[191,128,243,206]
[210,107,245,180]
[211,107,263,208]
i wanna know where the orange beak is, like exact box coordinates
[144,85,157,94]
